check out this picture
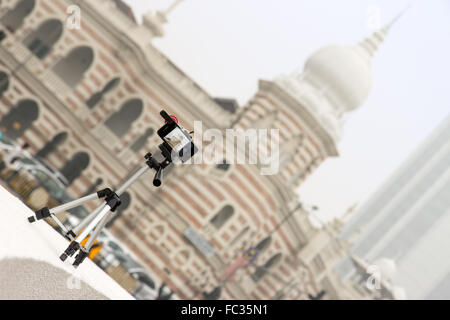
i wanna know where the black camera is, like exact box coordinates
[157,110,197,163]
[146,110,197,187]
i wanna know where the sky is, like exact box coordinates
[124,0,450,222]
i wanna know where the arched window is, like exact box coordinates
[82,177,103,197]
[60,152,90,185]
[251,253,282,282]
[264,253,282,269]
[0,99,38,139]
[210,205,234,229]
[23,19,63,59]
[106,192,130,228]
[0,72,9,96]
[86,77,120,109]
[36,131,67,159]
[216,160,230,171]
[52,46,94,87]
[0,0,35,33]
[104,99,143,138]
[255,236,272,253]
[130,127,154,153]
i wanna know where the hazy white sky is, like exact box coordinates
[125,0,450,221]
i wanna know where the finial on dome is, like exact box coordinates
[358,4,411,59]
[143,0,186,38]
[164,0,185,16]
[386,3,412,31]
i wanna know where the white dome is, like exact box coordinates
[304,44,372,112]
[374,258,397,280]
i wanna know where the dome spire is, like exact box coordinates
[163,0,185,16]
[357,4,411,59]
[143,0,186,38]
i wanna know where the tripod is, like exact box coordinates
[27,110,187,268]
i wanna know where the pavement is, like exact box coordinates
[0,185,134,300]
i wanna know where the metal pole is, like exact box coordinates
[116,165,149,195]
[83,209,110,250]
[75,205,112,243]
[72,201,107,234]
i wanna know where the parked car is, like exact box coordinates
[115,254,160,300]
[20,156,69,187]
[0,135,89,226]
[24,160,91,224]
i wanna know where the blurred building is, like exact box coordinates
[339,114,450,299]
[0,0,394,299]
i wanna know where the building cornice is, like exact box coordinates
[81,0,232,130]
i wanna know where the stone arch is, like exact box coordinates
[59,151,90,186]
[81,176,104,197]
[0,98,39,139]
[86,77,121,109]
[23,19,63,59]
[0,0,35,33]
[104,98,143,138]
[255,236,272,253]
[216,159,230,171]
[36,131,68,159]
[52,45,94,87]
[264,252,282,268]
[130,127,154,153]
[251,252,282,282]
[105,191,131,228]
[210,204,234,229]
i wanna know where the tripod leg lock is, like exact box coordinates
[105,192,121,212]
[73,249,89,268]
[97,188,121,211]
[97,188,113,199]
[60,241,80,261]
[145,153,160,170]
[28,207,51,223]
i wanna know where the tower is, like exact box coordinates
[233,15,399,189]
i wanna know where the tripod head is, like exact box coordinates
[145,110,197,187]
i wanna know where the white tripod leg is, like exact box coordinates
[73,211,112,267]
[76,205,112,245]
[70,202,107,237]
[28,193,100,238]
[60,165,150,264]
[59,204,112,261]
